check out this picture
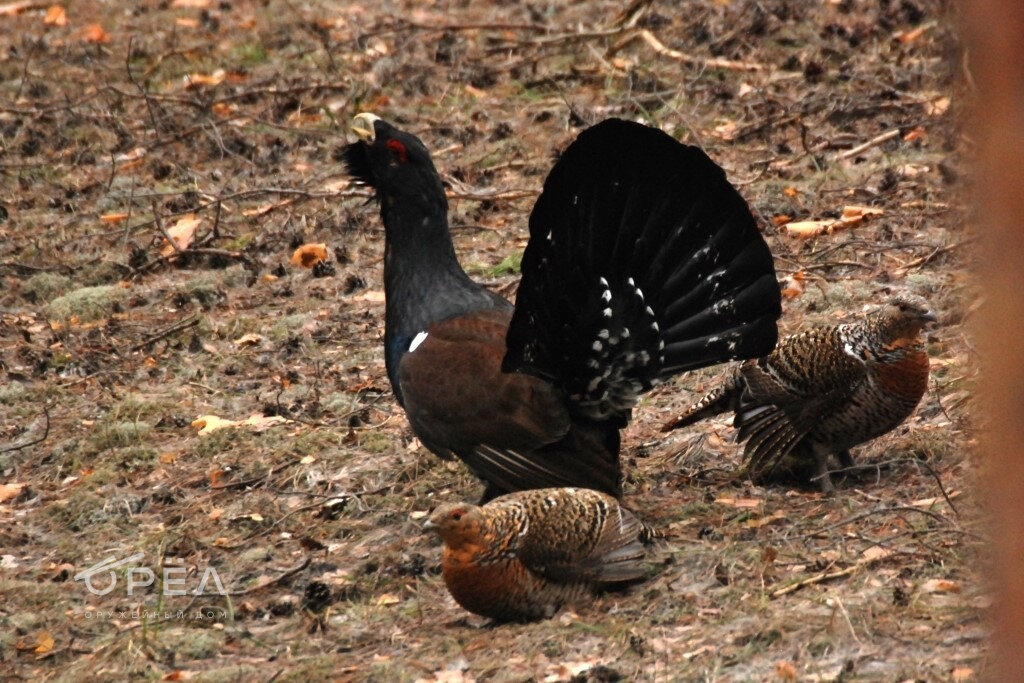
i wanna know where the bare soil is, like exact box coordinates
[0,0,981,681]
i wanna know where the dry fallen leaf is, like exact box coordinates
[192,413,289,436]
[842,205,884,219]
[951,666,975,681]
[897,163,930,178]
[925,96,951,117]
[781,271,805,299]
[783,219,836,239]
[171,0,211,7]
[375,593,401,606]
[860,546,893,562]
[774,660,797,681]
[352,290,386,303]
[233,332,263,347]
[193,415,237,434]
[290,243,329,268]
[714,497,762,508]
[922,578,962,594]
[160,215,201,257]
[100,212,130,224]
[903,126,927,143]
[895,24,929,44]
[0,482,26,503]
[712,120,738,140]
[184,69,225,89]
[80,23,110,43]
[17,629,55,655]
[43,4,66,26]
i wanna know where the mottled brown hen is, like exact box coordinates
[664,296,935,492]
[425,487,648,621]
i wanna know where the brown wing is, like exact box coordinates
[503,488,647,585]
[398,309,572,465]
[736,327,868,473]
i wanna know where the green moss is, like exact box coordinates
[0,382,28,405]
[163,628,223,660]
[21,272,73,303]
[232,43,268,67]
[46,285,128,322]
[89,420,153,450]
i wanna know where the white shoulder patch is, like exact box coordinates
[409,331,429,352]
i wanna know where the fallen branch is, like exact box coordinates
[836,128,901,160]
[614,30,766,71]
[770,551,890,598]
[225,557,311,596]
[0,406,49,454]
[129,314,200,352]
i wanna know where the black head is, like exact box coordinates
[343,113,443,199]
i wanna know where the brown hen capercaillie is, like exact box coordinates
[662,296,935,493]
[424,487,649,621]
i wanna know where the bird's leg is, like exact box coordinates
[811,446,836,495]
[836,449,856,469]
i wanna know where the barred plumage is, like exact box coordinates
[424,488,649,621]
[663,296,935,492]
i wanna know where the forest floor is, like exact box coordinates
[0,0,982,681]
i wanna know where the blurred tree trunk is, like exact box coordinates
[960,1,1024,680]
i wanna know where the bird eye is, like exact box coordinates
[450,510,462,521]
[386,139,408,164]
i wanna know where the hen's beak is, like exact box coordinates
[351,112,381,143]
[422,519,437,531]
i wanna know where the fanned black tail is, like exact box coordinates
[503,119,781,423]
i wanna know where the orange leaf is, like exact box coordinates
[184,69,225,89]
[0,483,25,503]
[903,126,926,143]
[80,23,110,43]
[160,215,201,257]
[352,290,386,303]
[43,4,66,26]
[772,214,792,226]
[783,220,834,239]
[842,205,884,219]
[34,630,54,655]
[782,187,799,198]
[290,243,328,268]
[780,271,805,299]
[922,578,962,593]
[895,25,929,44]
[714,497,762,508]
[774,660,797,681]
[100,212,130,224]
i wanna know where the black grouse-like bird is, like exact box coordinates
[344,113,781,499]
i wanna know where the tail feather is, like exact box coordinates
[661,375,738,431]
[503,119,780,423]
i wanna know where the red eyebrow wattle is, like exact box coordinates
[387,139,408,163]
